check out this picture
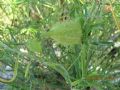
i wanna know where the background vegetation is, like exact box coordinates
[0,0,120,90]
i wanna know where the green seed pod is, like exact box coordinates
[42,19,82,45]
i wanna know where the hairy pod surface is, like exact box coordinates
[42,19,83,45]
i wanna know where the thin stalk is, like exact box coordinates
[0,58,18,83]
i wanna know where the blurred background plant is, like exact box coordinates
[0,0,120,90]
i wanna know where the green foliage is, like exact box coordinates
[0,0,120,90]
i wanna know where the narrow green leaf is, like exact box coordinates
[24,62,31,78]
[45,62,71,85]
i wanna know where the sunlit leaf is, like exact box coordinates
[26,39,41,52]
